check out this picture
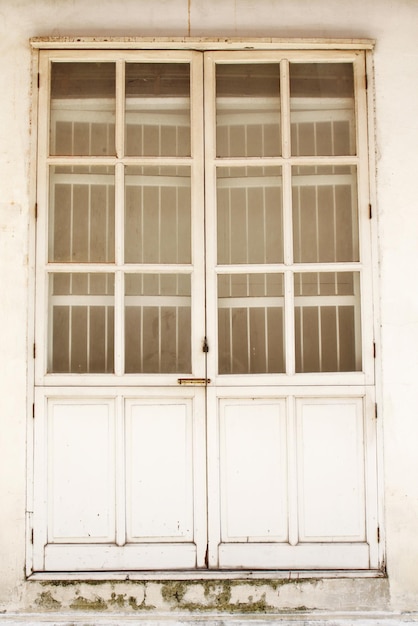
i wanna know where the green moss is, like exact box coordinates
[160,578,321,613]
[128,595,156,611]
[108,592,125,608]
[161,581,188,603]
[35,591,62,610]
[35,577,319,614]
[161,581,272,613]
[69,595,108,611]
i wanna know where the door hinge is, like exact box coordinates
[37,73,40,89]
[33,343,36,359]
[373,342,376,358]
[369,203,372,219]
[365,73,368,90]
[375,403,378,419]
[202,337,209,353]
[377,526,380,543]
[32,403,35,419]
[34,203,38,220]
[204,546,209,568]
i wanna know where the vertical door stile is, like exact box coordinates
[191,51,206,380]
[114,60,125,377]
[36,52,51,384]
[32,389,48,571]
[203,52,220,568]
[193,51,210,567]
[202,52,217,384]
[355,52,374,385]
[364,389,379,568]
[114,163,124,377]
[287,395,299,546]
[115,393,126,546]
[281,59,295,376]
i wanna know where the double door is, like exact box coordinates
[32,48,379,572]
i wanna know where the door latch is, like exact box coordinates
[178,378,211,385]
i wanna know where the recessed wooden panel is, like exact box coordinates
[126,400,194,541]
[296,398,366,541]
[48,400,116,542]
[219,399,288,541]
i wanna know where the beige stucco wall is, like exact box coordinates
[0,0,418,616]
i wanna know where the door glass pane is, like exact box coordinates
[217,166,283,264]
[216,64,281,157]
[125,273,191,373]
[292,165,359,263]
[49,273,115,373]
[290,63,356,156]
[50,62,116,156]
[218,273,285,374]
[49,166,115,263]
[125,166,191,264]
[125,63,191,157]
[294,272,361,372]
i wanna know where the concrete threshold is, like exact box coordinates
[0,612,418,626]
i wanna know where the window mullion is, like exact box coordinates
[281,59,296,377]
[115,59,125,159]
[114,163,125,376]
[280,59,291,159]
[113,61,125,377]
[284,269,296,376]
[114,268,124,377]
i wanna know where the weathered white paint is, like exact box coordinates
[0,0,418,618]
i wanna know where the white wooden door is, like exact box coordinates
[32,47,379,573]
[33,51,209,572]
[203,51,378,570]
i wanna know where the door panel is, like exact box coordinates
[44,543,199,572]
[48,399,116,543]
[296,398,366,541]
[219,399,288,541]
[217,542,370,570]
[126,399,194,541]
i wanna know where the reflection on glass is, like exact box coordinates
[49,273,114,373]
[290,63,355,156]
[125,166,191,264]
[125,63,191,157]
[216,64,281,157]
[50,62,116,156]
[294,272,361,373]
[125,274,191,373]
[218,273,285,374]
[49,166,115,263]
[217,167,283,264]
[292,165,359,263]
